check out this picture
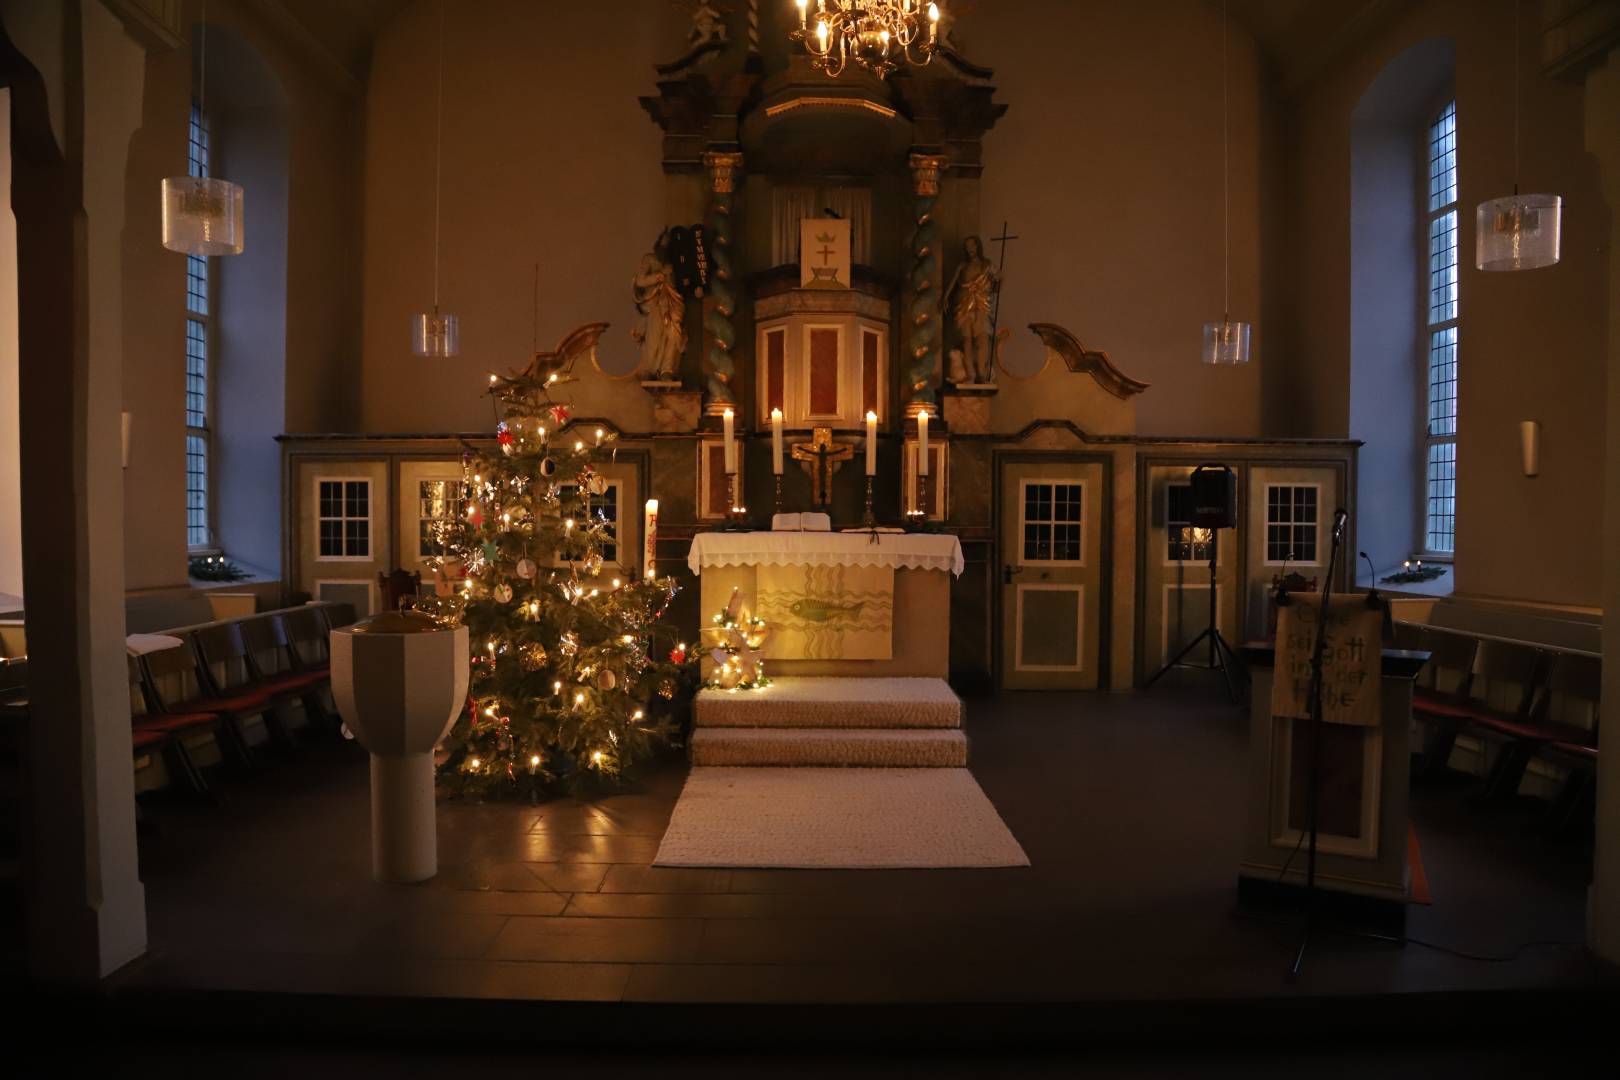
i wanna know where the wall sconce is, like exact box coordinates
[1520,420,1540,478]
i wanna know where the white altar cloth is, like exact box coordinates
[687,531,965,577]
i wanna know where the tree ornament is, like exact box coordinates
[586,472,609,496]
[482,540,498,563]
[493,583,513,604]
[596,668,617,691]
[583,552,605,578]
[497,424,515,456]
[559,631,579,656]
[539,456,558,479]
[669,643,688,665]
[549,404,571,427]
[519,641,548,671]
[467,505,483,528]
[658,678,677,700]
[516,557,537,579]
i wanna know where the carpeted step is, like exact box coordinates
[690,727,968,768]
[695,676,962,729]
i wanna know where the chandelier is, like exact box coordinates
[791,0,942,79]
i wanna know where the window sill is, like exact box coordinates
[1357,563,1454,599]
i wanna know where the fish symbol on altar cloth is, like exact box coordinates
[788,599,866,623]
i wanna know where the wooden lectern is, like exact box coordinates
[1237,641,1429,931]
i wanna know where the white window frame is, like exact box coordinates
[1262,482,1322,567]
[1163,481,1217,567]
[184,98,215,553]
[1016,478,1086,568]
[554,478,624,573]
[414,475,468,563]
[1421,98,1459,558]
[313,476,373,562]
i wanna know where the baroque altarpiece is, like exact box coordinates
[279,4,1357,690]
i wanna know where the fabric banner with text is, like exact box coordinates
[1270,594,1383,727]
[756,562,894,660]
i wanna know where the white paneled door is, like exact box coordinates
[999,458,1106,690]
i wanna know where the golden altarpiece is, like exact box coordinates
[279,5,1357,690]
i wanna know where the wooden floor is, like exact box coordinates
[112,681,1615,1015]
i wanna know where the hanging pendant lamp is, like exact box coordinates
[1201,0,1250,364]
[1476,0,1561,271]
[413,0,459,357]
[162,0,244,256]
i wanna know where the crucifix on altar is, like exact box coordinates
[791,427,854,507]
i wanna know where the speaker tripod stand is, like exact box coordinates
[1145,535,1244,703]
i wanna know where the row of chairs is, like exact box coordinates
[1397,622,1601,830]
[127,603,354,795]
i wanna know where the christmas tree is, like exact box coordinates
[417,357,692,799]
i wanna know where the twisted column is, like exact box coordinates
[907,153,949,414]
[702,150,743,413]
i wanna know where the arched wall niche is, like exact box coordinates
[1348,36,1454,578]
[205,20,289,576]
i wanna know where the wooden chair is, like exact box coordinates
[319,602,358,631]
[1439,638,1550,798]
[1410,628,1481,777]
[378,570,422,614]
[127,654,216,796]
[191,622,299,752]
[241,614,334,732]
[140,637,262,768]
[1520,653,1601,829]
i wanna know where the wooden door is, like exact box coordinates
[999,458,1106,689]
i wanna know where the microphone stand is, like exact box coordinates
[1289,507,1348,978]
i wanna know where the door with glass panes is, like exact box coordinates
[999,457,1106,689]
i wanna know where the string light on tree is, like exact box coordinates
[413,330,698,796]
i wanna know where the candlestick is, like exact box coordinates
[917,410,929,477]
[863,476,875,527]
[865,411,877,476]
[771,408,784,474]
[722,408,736,474]
[643,498,658,579]
[774,472,784,515]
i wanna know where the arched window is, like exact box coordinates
[1422,100,1458,554]
[1348,38,1454,582]
[184,99,213,549]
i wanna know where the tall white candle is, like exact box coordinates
[771,408,784,475]
[865,411,878,476]
[917,410,929,477]
[722,408,736,474]
[643,499,658,579]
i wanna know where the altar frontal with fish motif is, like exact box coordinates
[756,563,895,660]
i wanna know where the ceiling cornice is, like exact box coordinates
[1270,0,1411,99]
[236,0,362,97]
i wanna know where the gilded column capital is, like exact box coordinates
[908,152,950,197]
[702,151,744,194]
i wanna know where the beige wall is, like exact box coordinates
[120,0,364,591]
[1274,0,1609,606]
[358,0,680,434]
[975,1,1269,439]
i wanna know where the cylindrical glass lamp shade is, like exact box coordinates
[411,311,460,357]
[161,176,244,256]
[1476,193,1562,271]
[1201,318,1252,364]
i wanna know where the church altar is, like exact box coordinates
[687,531,964,678]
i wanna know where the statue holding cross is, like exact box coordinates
[943,224,1017,385]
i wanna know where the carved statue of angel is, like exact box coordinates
[689,1,728,47]
[631,250,687,381]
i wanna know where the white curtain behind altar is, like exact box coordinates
[772,185,872,267]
